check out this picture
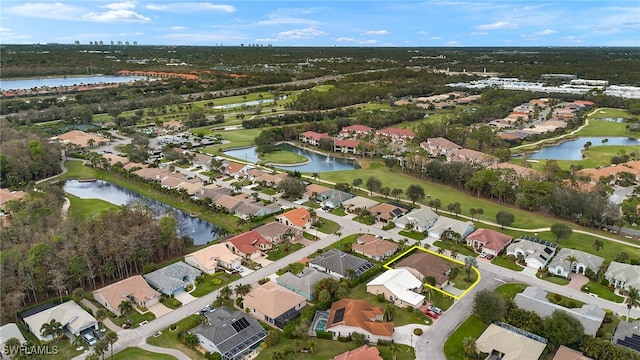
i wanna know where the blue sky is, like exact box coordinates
[2,1,639,46]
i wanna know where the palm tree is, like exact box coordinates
[118,299,134,320]
[307,339,317,354]
[220,285,233,299]
[384,303,396,322]
[626,286,640,322]
[465,256,478,282]
[234,284,251,298]
[94,339,108,360]
[450,250,458,259]
[105,331,118,358]
[95,308,108,324]
[85,353,100,360]
[564,255,579,277]
[462,337,478,357]
[40,319,63,342]
[345,268,357,281]
[4,337,21,356]
[592,239,604,253]
[436,247,445,255]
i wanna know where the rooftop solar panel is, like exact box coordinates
[333,308,345,324]
[231,317,250,332]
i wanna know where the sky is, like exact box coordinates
[1,1,639,47]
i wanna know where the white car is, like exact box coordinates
[480,252,488,258]
[235,265,244,272]
[83,333,97,346]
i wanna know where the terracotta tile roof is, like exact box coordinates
[301,131,330,141]
[243,282,306,319]
[227,230,270,255]
[225,162,245,175]
[0,189,28,207]
[368,203,406,220]
[214,195,243,210]
[396,252,451,285]
[335,139,360,147]
[333,345,382,360]
[103,153,130,166]
[466,229,513,252]
[305,183,331,197]
[352,234,398,258]
[280,208,312,228]
[326,299,393,337]
[185,243,241,272]
[93,275,159,312]
[489,163,539,178]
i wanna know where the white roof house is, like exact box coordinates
[514,286,605,336]
[341,196,379,213]
[395,208,439,232]
[506,237,557,269]
[548,248,604,279]
[605,262,640,290]
[23,301,98,341]
[475,322,547,360]
[427,216,474,240]
[366,269,425,308]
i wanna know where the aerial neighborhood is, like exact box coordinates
[1,43,640,360]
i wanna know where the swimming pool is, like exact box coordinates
[316,319,327,332]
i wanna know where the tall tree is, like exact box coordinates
[464,256,478,282]
[406,184,425,205]
[551,223,573,242]
[592,239,604,253]
[626,286,640,322]
[366,176,382,195]
[543,310,585,348]
[104,331,118,358]
[496,210,515,229]
[473,289,507,325]
[40,319,63,342]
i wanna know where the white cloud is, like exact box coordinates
[336,37,355,42]
[104,2,137,11]
[83,9,150,23]
[417,31,428,35]
[275,28,327,39]
[171,26,186,31]
[430,36,442,40]
[146,2,235,13]
[256,15,319,26]
[445,40,462,46]
[255,37,279,42]
[163,32,246,44]
[8,2,82,20]
[363,30,389,35]
[535,29,557,35]
[0,27,31,41]
[470,31,487,36]
[475,21,517,30]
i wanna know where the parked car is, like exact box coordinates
[83,333,97,346]
[480,252,488,258]
[486,254,495,260]
[427,305,442,315]
[424,310,439,319]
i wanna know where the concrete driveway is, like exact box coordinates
[175,291,197,305]
[147,303,172,318]
[394,324,431,347]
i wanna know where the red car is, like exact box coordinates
[424,310,439,319]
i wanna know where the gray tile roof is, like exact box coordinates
[143,261,202,295]
[548,248,604,274]
[309,249,374,277]
[276,267,332,300]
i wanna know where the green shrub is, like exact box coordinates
[413,328,423,336]
[377,294,386,303]
[316,331,333,340]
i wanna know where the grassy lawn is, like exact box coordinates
[266,242,305,260]
[490,256,524,272]
[330,207,347,216]
[598,312,620,340]
[432,241,476,258]
[66,193,119,218]
[110,310,156,328]
[146,315,206,360]
[44,338,84,360]
[201,129,261,152]
[111,347,177,360]
[541,273,571,286]
[398,230,426,240]
[546,292,585,308]
[303,201,321,208]
[315,217,341,234]
[494,283,528,300]
[191,272,241,297]
[303,232,319,240]
[582,281,624,303]
[161,296,183,309]
[426,288,455,310]
[277,262,305,276]
[261,188,277,196]
[450,267,479,290]
[443,315,487,360]
[256,339,414,360]
[260,149,308,164]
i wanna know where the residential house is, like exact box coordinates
[190,306,268,360]
[0,188,27,214]
[93,275,161,316]
[143,261,202,296]
[341,196,379,214]
[325,299,393,342]
[244,168,266,181]
[214,194,245,213]
[54,130,110,150]
[233,202,281,220]
[366,269,424,308]
[318,189,354,209]
[334,139,360,154]
[309,249,374,279]
[0,323,26,348]
[194,185,231,202]
[475,322,547,360]
[333,345,382,360]
[395,208,439,232]
[305,184,332,200]
[451,148,499,166]
[396,252,451,286]
[605,262,640,290]
[276,267,332,300]
[465,229,513,257]
[515,286,605,336]
[506,237,557,269]
[102,153,130,167]
[339,125,373,137]
[243,282,307,328]
[184,243,242,274]
[22,301,98,342]
[275,208,314,230]
[548,249,604,279]
[224,162,248,178]
[192,153,213,170]
[299,131,330,146]
[351,234,398,261]
[375,128,415,143]
[253,221,302,244]
[552,345,593,360]
[367,203,408,223]
[612,319,640,354]
[224,230,272,260]
[489,162,539,178]
[427,216,475,240]
[254,172,287,188]
[420,137,462,158]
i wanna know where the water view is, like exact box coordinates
[224,143,359,172]
[0,75,148,90]
[526,137,640,160]
[63,180,219,245]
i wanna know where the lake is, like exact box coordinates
[0,75,148,90]
[526,137,640,160]
[224,143,359,172]
[63,180,219,245]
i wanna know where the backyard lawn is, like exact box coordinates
[146,315,206,359]
[432,241,476,258]
[111,347,177,360]
[443,315,487,360]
